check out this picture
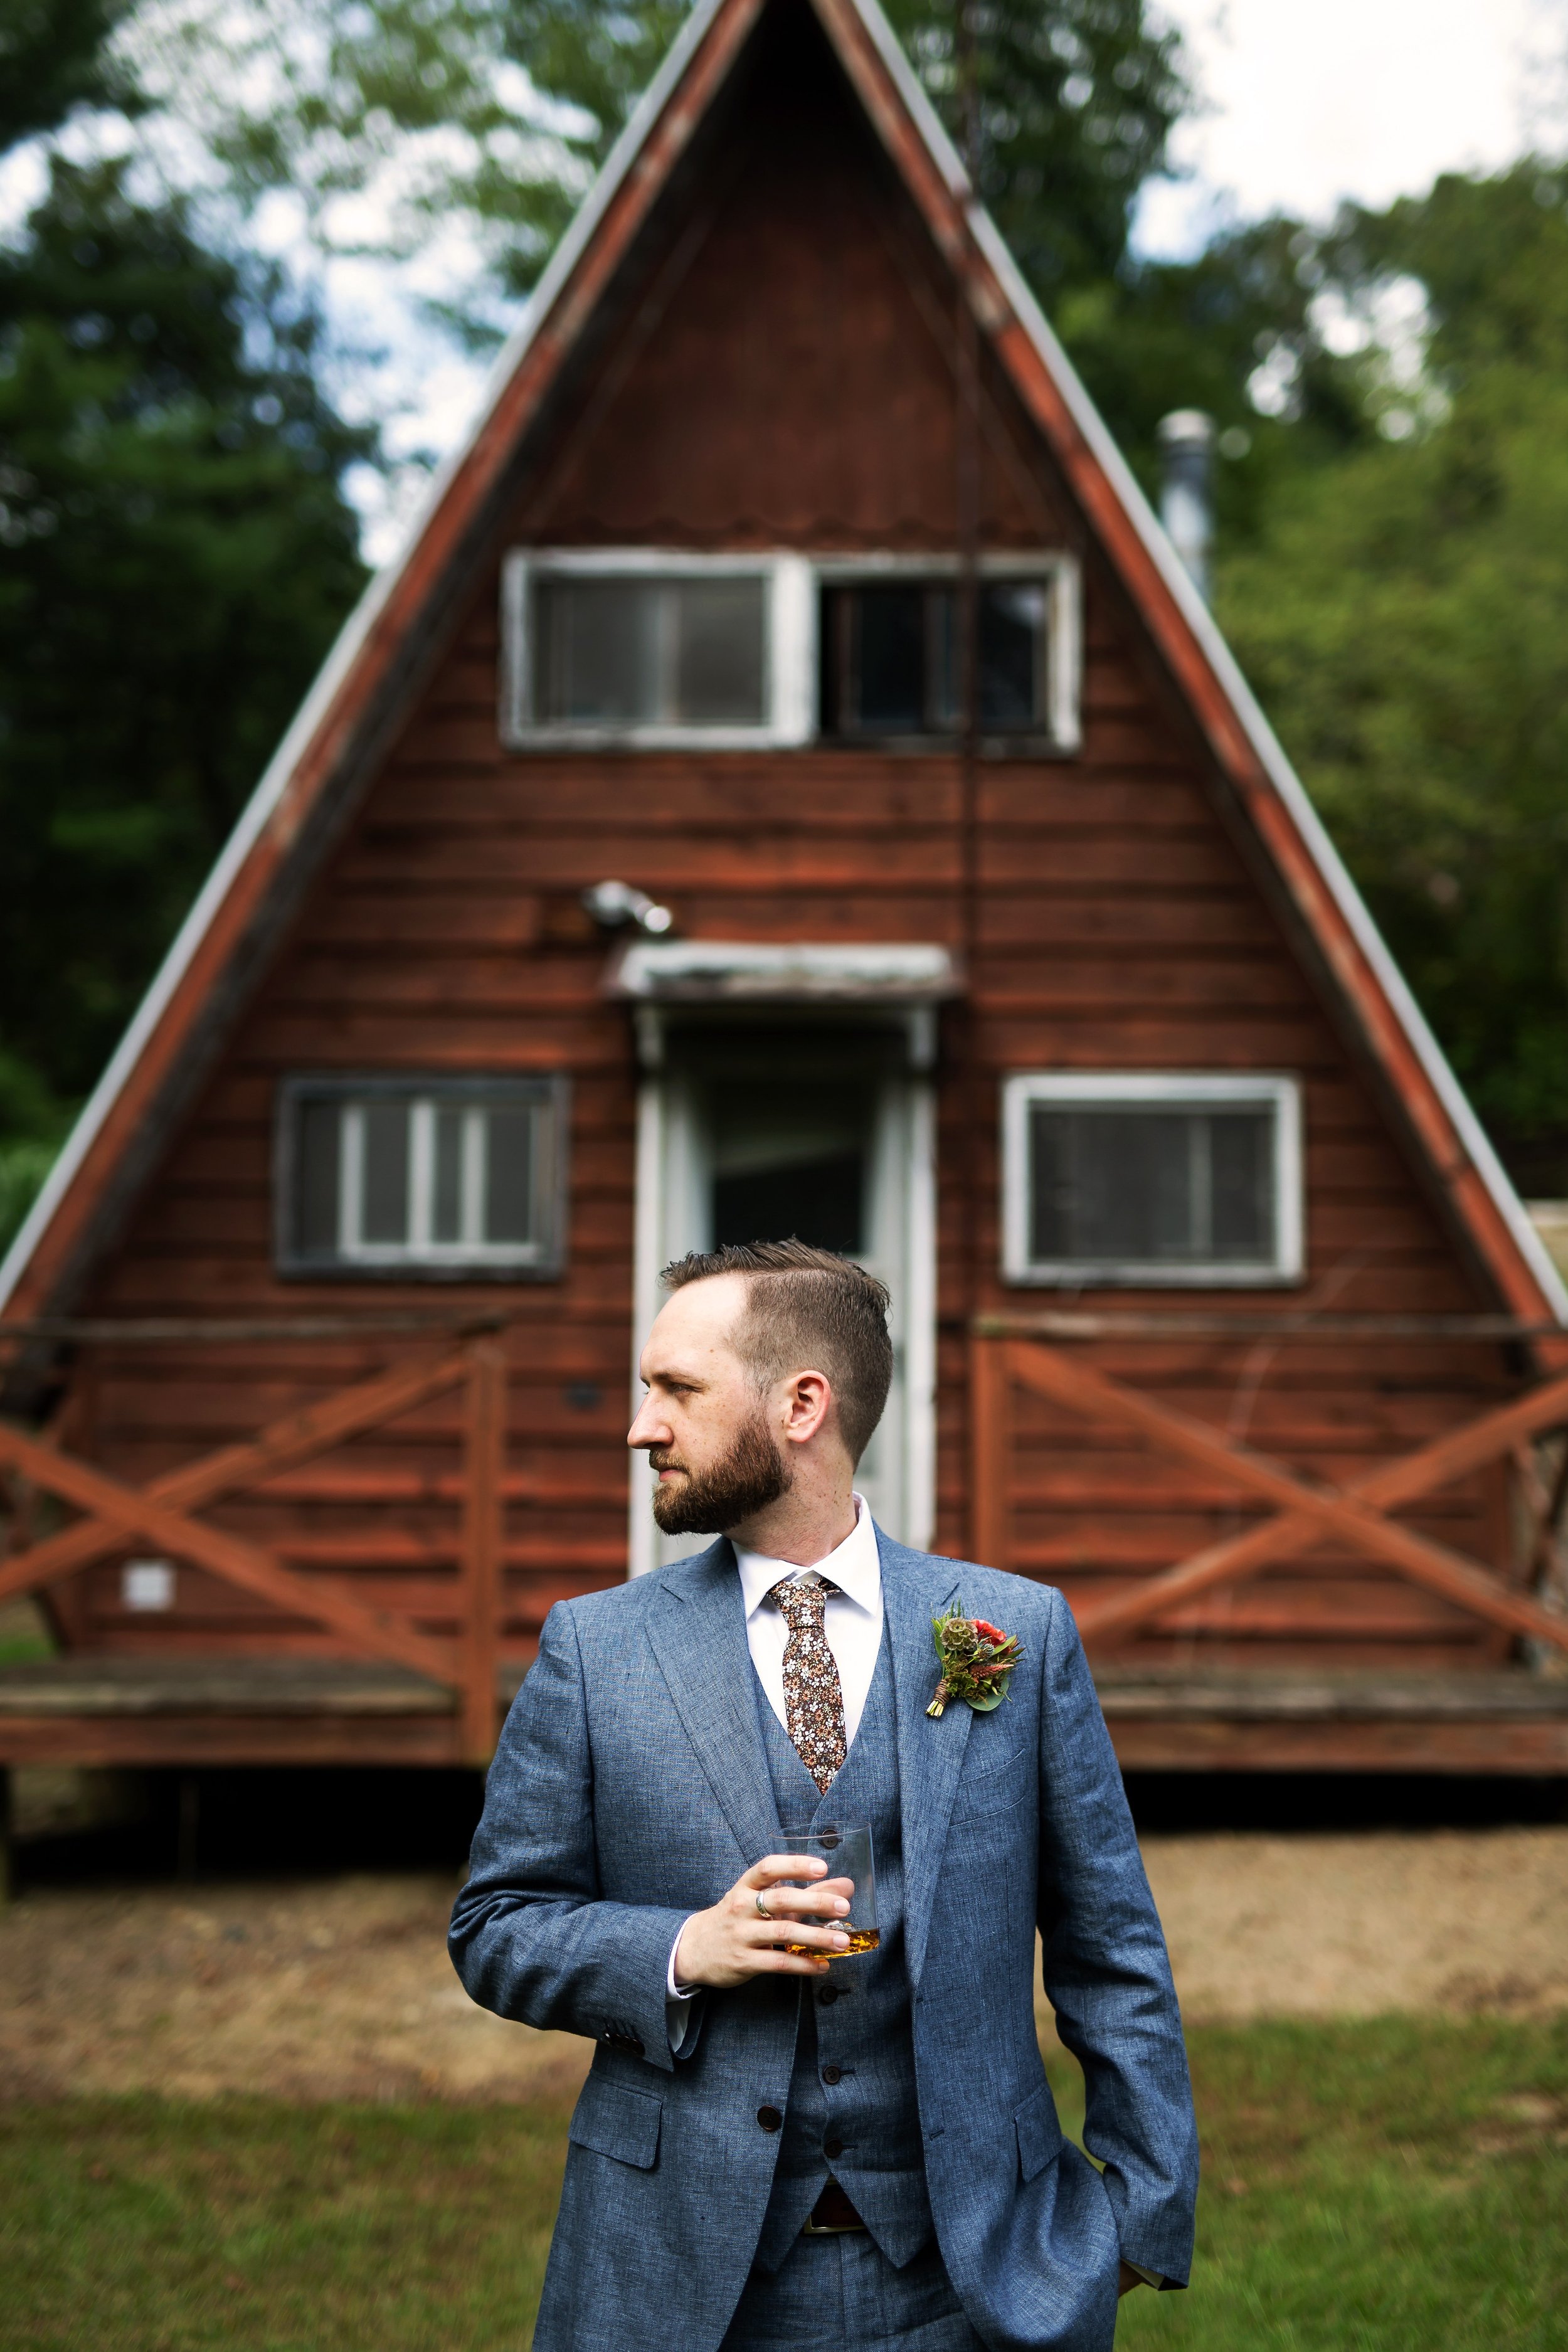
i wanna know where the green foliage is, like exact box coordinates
[131,0,1187,331]
[1216,165,1568,1153]
[129,0,688,322]
[882,0,1188,302]
[3,2019,1566,2346]
[1056,216,1381,519]
[0,0,139,152]
[0,154,370,1204]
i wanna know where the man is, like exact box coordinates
[450,1241,1198,2351]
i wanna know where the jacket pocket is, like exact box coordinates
[1014,2083,1066,2183]
[568,2075,663,2169]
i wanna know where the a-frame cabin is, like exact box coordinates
[4,0,1568,1797]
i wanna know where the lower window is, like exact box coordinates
[276,1076,568,1277]
[1001,1073,1302,1285]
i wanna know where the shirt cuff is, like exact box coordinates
[667,1920,701,2001]
[665,1919,702,2051]
[1126,2262,1164,2290]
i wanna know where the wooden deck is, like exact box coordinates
[1096,1670,1568,1773]
[0,1658,516,1767]
[2,1656,1564,1774]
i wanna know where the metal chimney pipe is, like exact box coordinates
[1156,410,1216,601]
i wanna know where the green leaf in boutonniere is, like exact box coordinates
[927,1607,1024,1718]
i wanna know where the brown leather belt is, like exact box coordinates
[802,2180,867,2235]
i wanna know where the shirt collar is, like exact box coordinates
[734,1492,881,1623]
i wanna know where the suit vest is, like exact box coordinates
[750,1629,934,2274]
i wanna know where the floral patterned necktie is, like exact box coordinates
[770,1573,847,1793]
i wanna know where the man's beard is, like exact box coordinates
[649,1412,791,1535]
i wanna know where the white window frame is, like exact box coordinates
[1000,1071,1304,1287]
[275,1074,569,1280]
[811,551,1081,751]
[500,548,815,750]
[499,548,1082,752]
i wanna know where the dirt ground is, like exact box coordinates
[3,1828,1565,2102]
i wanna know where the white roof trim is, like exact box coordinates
[6,0,1560,1327]
[0,0,734,1315]
[842,0,1566,1322]
[611,940,957,1000]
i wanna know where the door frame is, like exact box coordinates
[627,1009,937,1576]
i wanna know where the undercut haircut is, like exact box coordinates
[660,1239,894,1466]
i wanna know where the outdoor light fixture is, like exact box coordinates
[581,879,675,935]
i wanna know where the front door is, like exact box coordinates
[630,1025,935,1573]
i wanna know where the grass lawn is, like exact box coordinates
[1,2016,1564,2349]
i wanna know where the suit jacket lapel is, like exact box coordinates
[645,1540,783,1872]
[879,1528,969,1987]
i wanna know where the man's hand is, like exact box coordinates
[1118,2263,1147,2297]
[674,1855,854,1988]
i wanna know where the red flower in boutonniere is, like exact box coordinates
[926,1606,1024,1719]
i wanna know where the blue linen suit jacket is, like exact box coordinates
[449,1532,1199,2352]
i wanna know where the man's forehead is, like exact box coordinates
[645,1273,750,1370]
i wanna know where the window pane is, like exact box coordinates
[1066,1110,1193,1261]
[295,1099,340,1256]
[980,582,1045,728]
[361,1101,410,1244]
[537,580,658,722]
[856,586,926,730]
[485,1106,536,1244]
[709,1082,867,1254]
[930,589,959,727]
[1209,1111,1273,1258]
[673,580,766,723]
[433,1107,464,1244]
[1029,1104,1277,1265]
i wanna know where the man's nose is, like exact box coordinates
[627,1396,672,1449]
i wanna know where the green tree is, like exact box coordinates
[0,109,371,1248]
[1216,165,1568,1172]
[0,0,137,152]
[129,0,1189,325]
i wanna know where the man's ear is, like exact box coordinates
[780,1369,834,1445]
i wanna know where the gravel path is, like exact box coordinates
[2,1829,1565,2102]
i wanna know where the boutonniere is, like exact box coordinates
[926,1608,1024,1718]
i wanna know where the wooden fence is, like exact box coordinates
[0,1326,509,1761]
[970,1320,1568,1662]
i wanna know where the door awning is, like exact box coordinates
[607,941,958,1003]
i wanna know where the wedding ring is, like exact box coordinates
[755,1892,774,1921]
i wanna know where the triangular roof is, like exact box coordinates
[4,0,1563,1332]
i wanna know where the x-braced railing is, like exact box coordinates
[968,1331,1568,1655]
[0,1337,509,1760]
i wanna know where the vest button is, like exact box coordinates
[817,1986,839,2006]
[756,2106,783,2133]
[822,2065,842,2085]
[824,2136,844,2160]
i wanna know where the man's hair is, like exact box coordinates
[660,1239,894,1466]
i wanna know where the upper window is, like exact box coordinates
[1001,1073,1302,1286]
[538,575,766,727]
[817,556,1079,748]
[499,549,1080,750]
[277,1076,568,1278]
[501,551,813,748]
[822,578,1052,737]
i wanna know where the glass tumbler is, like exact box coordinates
[778,1825,878,1960]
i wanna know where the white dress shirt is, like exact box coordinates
[733,1491,884,1748]
[667,1494,882,2023]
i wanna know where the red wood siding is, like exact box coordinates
[48,3,1522,1681]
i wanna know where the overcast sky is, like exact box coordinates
[1137,0,1562,255]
